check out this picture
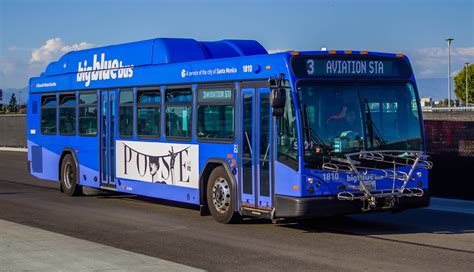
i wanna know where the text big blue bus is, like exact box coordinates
[27,38,431,223]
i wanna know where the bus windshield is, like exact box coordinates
[297,81,423,164]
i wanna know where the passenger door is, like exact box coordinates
[100,90,116,188]
[240,86,273,210]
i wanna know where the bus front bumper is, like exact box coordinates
[274,192,430,218]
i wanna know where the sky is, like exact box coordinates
[0,0,473,89]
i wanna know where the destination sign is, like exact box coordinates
[291,56,412,78]
[198,89,233,102]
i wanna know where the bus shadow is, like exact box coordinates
[278,209,474,235]
[81,185,474,234]
[0,191,26,195]
[93,191,200,211]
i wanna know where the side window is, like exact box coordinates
[78,92,98,136]
[119,89,133,137]
[137,88,161,137]
[59,93,77,135]
[40,95,57,135]
[165,88,192,139]
[197,88,234,141]
[277,89,298,170]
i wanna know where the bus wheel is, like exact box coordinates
[207,166,240,224]
[60,154,83,196]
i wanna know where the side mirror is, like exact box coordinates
[269,78,278,88]
[270,88,286,117]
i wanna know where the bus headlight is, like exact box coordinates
[416,172,422,178]
[307,177,314,184]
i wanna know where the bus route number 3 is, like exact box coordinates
[306,59,315,75]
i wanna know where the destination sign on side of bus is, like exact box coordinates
[291,56,412,78]
[198,89,233,102]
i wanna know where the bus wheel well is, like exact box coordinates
[59,152,71,182]
[200,162,222,208]
[58,149,78,182]
[199,160,237,217]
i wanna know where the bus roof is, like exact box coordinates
[30,38,413,93]
[41,38,268,77]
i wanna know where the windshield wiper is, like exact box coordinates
[364,99,386,147]
[303,104,332,155]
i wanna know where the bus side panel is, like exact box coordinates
[27,134,100,187]
[27,93,40,168]
[273,161,303,197]
[27,93,60,182]
[115,141,238,206]
[27,138,61,182]
[198,143,237,173]
[113,140,203,205]
[112,141,236,206]
[27,91,100,186]
[75,136,100,188]
[116,178,200,204]
[198,142,238,190]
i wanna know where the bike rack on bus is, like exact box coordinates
[322,150,433,211]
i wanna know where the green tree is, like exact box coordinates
[443,98,455,107]
[8,93,18,113]
[454,64,474,104]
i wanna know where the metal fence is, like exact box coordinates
[0,114,26,147]
[424,119,474,200]
[424,120,474,157]
[422,106,474,112]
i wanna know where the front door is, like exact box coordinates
[241,87,273,210]
[100,90,116,188]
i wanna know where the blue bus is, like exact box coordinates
[27,38,432,223]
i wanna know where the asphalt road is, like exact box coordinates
[0,151,473,271]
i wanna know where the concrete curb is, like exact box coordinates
[0,219,203,272]
[0,147,27,152]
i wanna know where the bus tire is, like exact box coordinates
[60,154,83,196]
[207,166,240,224]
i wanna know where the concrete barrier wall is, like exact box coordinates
[424,118,474,200]
[429,154,474,200]
[423,111,474,121]
[425,120,474,157]
[0,115,26,147]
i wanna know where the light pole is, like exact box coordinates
[466,62,470,107]
[446,38,454,109]
[18,90,21,113]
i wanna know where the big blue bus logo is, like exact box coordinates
[76,53,134,87]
